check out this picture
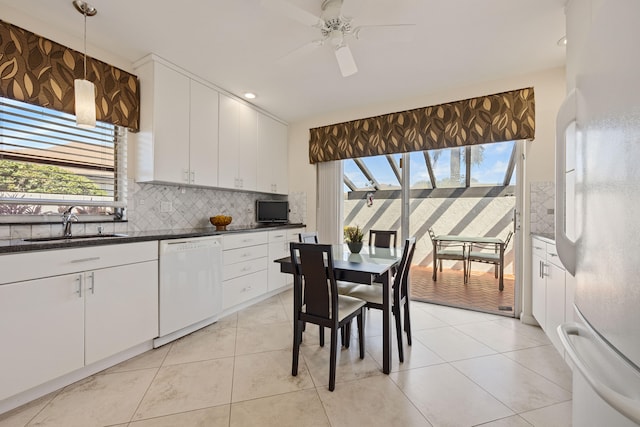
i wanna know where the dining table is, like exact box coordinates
[432,234,507,290]
[274,244,402,375]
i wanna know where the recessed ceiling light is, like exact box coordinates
[244,92,256,99]
[557,36,567,47]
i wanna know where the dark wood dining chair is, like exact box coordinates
[466,231,513,284]
[289,242,366,391]
[344,237,416,363]
[298,231,319,243]
[428,227,467,283]
[369,229,397,248]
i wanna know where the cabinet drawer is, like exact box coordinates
[531,238,547,260]
[269,240,289,260]
[223,257,268,281]
[287,228,305,241]
[223,244,268,265]
[545,242,565,269]
[222,271,268,310]
[0,241,158,285]
[268,229,287,243]
[223,232,268,250]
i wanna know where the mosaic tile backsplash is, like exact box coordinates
[530,181,555,235]
[0,180,307,239]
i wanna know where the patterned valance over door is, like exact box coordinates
[0,20,140,131]
[309,87,535,164]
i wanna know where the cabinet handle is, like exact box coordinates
[191,171,195,183]
[76,274,83,298]
[70,257,100,263]
[88,272,95,294]
[183,169,190,183]
[534,246,544,250]
[541,262,549,278]
[549,253,558,258]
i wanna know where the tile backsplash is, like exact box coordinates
[530,181,554,235]
[1,180,307,239]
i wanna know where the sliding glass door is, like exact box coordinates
[342,141,520,316]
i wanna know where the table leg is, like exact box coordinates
[499,243,504,291]
[382,270,392,374]
[432,241,438,281]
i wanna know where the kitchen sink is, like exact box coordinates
[23,233,129,242]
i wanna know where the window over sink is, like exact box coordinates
[0,96,127,221]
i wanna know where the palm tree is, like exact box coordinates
[431,146,485,186]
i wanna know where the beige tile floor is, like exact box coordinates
[0,290,573,427]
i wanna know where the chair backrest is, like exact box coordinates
[503,231,514,249]
[369,229,397,248]
[289,242,338,322]
[394,237,417,301]
[427,227,436,243]
[299,232,319,244]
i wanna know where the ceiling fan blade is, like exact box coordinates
[353,24,415,43]
[261,0,323,27]
[276,39,324,66]
[335,45,358,77]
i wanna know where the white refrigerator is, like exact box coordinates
[555,0,640,425]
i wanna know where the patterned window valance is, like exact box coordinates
[309,87,535,163]
[0,20,140,132]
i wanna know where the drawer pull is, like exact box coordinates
[70,257,100,263]
[534,246,544,250]
[76,274,83,298]
[88,272,95,294]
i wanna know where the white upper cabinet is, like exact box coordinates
[257,113,289,195]
[135,56,219,186]
[135,54,287,194]
[136,58,190,184]
[218,94,258,191]
[190,80,219,187]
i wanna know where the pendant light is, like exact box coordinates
[73,0,97,128]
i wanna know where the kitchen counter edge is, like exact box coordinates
[531,233,555,244]
[0,223,306,254]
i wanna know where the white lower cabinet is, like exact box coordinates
[531,236,572,354]
[0,274,85,401]
[85,261,158,365]
[222,231,268,310]
[267,229,288,292]
[0,241,158,401]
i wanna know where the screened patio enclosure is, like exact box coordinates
[343,141,517,316]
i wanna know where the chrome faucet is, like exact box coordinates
[62,206,79,238]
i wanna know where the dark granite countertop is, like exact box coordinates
[531,232,555,243]
[0,223,305,254]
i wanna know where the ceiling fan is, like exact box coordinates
[262,0,414,77]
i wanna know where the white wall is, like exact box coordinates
[288,66,567,321]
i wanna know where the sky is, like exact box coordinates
[344,140,516,191]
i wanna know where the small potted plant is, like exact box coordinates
[344,225,364,254]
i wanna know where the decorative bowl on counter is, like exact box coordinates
[210,215,232,231]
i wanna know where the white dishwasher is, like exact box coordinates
[156,235,223,346]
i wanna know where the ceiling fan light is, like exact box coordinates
[335,45,357,77]
[74,78,96,128]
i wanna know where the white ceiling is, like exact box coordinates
[0,0,567,123]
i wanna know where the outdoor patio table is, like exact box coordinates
[433,235,506,291]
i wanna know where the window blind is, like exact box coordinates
[0,97,126,208]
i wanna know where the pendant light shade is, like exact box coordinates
[73,0,97,128]
[74,78,96,128]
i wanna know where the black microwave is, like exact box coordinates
[256,200,289,223]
